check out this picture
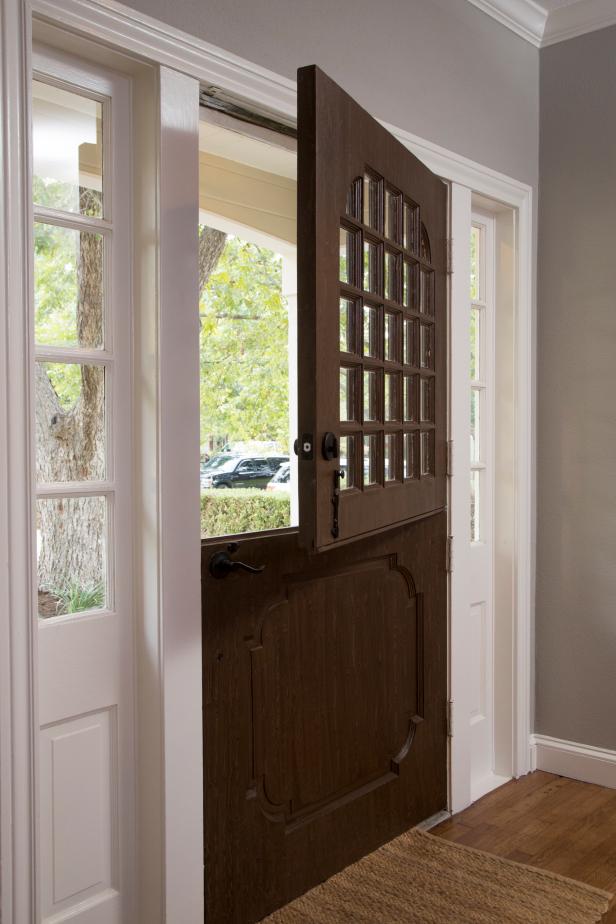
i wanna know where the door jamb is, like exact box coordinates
[1,0,534,919]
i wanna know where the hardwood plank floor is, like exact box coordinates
[432,772,616,921]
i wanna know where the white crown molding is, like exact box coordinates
[531,734,616,789]
[543,0,616,46]
[465,0,547,46]
[466,0,616,47]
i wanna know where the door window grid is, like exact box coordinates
[340,168,435,491]
[32,76,114,618]
[470,221,488,544]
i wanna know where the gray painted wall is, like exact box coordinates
[123,0,538,187]
[537,25,616,750]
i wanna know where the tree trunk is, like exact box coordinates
[36,217,226,608]
[199,225,226,296]
[37,188,105,598]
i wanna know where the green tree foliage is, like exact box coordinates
[200,234,289,452]
[33,176,84,409]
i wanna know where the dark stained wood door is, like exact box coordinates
[203,66,448,923]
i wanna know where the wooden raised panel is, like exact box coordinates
[246,555,423,829]
[204,512,447,923]
[40,708,119,921]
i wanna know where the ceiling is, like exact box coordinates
[466,0,616,47]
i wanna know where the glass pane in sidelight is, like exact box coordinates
[403,318,416,366]
[420,323,434,369]
[339,435,355,490]
[384,312,397,362]
[384,372,400,422]
[470,388,481,462]
[420,268,434,315]
[420,377,433,423]
[385,250,400,303]
[363,433,378,486]
[37,495,107,618]
[384,433,397,482]
[363,238,380,295]
[340,297,355,353]
[363,173,381,230]
[470,306,480,380]
[470,225,481,302]
[363,303,379,358]
[340,366,356,422]
[420,430,434,476]
[363,369,379,422]
[34,222,104,349]
[404,374,417,422]
[340,226,355,285]
[36,362,106,483]
[471,469,481,542]
[32,80,103,217]
[404,431,418,479]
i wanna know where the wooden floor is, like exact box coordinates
[432,771,616,920]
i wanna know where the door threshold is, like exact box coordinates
[415,810,452,831]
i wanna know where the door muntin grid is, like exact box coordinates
[339,168,436,492]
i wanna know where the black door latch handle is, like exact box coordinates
[209,549,265,579]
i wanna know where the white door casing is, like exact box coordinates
[33,45,136,924]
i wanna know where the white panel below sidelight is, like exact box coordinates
[40,708,120,924]
[469,601,487,725]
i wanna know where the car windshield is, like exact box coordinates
[203,455,239,473]
[272,464,290,483]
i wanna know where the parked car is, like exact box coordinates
[265,455,288,473]
[200,455,287,490]
[266,462,291,494]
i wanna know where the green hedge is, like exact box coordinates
[200,489,290,538]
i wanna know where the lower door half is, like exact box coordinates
[203,510,447,923]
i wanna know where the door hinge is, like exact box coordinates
[446,237,454,275]
[446,700,454,738]
[446,536,454,573]
[446,440,454,477]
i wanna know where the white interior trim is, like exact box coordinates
[531,734,616,789]
[0,2,38,923]
[466,0,616,47]
[0,1,535,917]
[465,0,546,47]
[542,0,616,46]
[158,68,204,924]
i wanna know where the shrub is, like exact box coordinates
[200,489,290,538]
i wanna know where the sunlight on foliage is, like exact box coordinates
[199,234,289,452]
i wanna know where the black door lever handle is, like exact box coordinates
[209,550,266,580]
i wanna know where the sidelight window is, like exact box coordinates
[32,77,111,619]
[469,219,493,543]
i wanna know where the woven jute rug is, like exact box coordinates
[263,829,613,923]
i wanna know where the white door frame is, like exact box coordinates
[1,0,534,919]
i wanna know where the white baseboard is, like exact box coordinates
[531,734,616,789]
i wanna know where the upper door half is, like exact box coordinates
[297,66,448,551]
